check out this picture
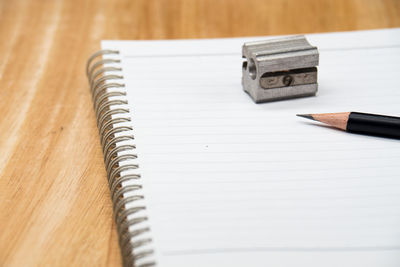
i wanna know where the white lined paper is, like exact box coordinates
[103,28,400,267]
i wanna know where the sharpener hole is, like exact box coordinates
[248,58,257,80]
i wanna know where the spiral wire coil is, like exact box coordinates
[86,50,155,267]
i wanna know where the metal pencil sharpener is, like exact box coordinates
[242,35,319,103]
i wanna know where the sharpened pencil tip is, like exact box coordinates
[296,114,315,121]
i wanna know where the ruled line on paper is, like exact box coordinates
[162,246,400,257]
[123,44,400,59]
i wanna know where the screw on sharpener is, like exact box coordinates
[242,35,319,103]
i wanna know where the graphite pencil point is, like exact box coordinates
[296,114,315,121]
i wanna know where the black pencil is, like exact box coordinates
[297,112,400,139]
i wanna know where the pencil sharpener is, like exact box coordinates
[242,35,319,103]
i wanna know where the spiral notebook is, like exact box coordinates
[86,28,400,267]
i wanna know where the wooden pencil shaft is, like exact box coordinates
[312,112,349,130]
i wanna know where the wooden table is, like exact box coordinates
[1,0,399,266]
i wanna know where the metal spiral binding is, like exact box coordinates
[86,50,155,267]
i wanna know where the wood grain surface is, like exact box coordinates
[0,0,399,266]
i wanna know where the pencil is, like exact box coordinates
[297,112,400,139]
